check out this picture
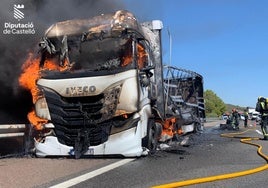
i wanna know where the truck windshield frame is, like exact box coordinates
[39,31,151,77]
[39,35,138,72]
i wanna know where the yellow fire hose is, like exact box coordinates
[152,129,268,188]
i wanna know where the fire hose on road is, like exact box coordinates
[152,128,268,188]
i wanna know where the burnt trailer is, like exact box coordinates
[17,10,205,158]
[163,66,205,135]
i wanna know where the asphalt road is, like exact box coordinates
[1,119,268,188]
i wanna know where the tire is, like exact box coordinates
[194,122,204,132]
[142,119,162,154]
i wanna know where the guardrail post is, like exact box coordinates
[23,124,34,155]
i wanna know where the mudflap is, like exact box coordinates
[74,129,90,159]
[142,119,162,154]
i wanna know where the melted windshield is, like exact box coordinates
[39,36,135,72]
[68,37,134,71]
[39,32,151,76]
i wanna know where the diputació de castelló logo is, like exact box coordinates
[14,4,24,21]
[3,4,35,35]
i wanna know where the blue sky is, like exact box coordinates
[124,0,268,107]
[1,0,266,108]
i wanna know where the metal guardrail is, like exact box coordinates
[0,124,34,157]
[0,124,26,138]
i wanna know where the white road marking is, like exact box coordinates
[49,158,135,188]
[256,130,263,135]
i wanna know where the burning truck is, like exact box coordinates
[18,10,205,158]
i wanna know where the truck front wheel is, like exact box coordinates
[142,119,162,154]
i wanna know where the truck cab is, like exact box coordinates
[31,10,163,158]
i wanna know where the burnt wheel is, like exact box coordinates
[142,119,162,154]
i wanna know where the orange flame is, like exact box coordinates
[121,43,148,69]
[19,53,41,103]
[19,53,69,130]
[137,43,148,69]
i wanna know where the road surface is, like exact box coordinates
[0,119,268,188]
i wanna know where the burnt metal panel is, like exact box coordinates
[45,10,140,38]
[141,22,166,119]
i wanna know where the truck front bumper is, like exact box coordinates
[35,126,147,157]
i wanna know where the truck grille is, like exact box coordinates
[42,86,121,147]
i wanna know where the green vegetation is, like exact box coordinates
[225,104,247,114]
[204,90,226,118]
[204,89,247,118]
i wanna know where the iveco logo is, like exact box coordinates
[66,86,96,96]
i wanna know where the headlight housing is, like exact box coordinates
[35,97,51,120]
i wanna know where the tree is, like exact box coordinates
[204,90,226,117]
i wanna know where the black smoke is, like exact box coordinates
[0,0,126,123]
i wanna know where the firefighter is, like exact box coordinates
[244,109,249,127]
[230,108,240,130]
[255,96,268,140]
